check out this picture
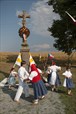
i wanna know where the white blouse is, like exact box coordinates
[62,70,72,78]
[50,65,61,72]
[18,66,29,81]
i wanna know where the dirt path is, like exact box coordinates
[0,84,65,114]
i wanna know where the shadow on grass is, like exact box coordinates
[46,85,66,95]
[57,89,66,94]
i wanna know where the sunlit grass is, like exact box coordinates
[59,67,76,114]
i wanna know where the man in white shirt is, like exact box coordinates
[14,61,29,103]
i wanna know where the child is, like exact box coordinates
[62,65,74,95]
[46,64,51,83]
[48,61,61,91]
[45,64,51,86]
[29,64,47,104]
[8,68,17,89]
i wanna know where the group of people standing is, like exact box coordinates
[46,61,74,95]
[8,61,47,104]
[7,60,74,105]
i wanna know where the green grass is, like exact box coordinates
[59,86,76,114]
[58,67,76,114]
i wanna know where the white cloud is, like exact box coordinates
[16,10,23,26]
[16,10,22,17]
[30,43,51,52]
[29,0,60,37]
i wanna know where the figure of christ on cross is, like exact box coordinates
[18,11,30,44]
[23,34,27,42]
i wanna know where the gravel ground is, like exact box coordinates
[0,84,65,114]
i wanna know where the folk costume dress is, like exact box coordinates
[8,71,17,86]
[29,64,47,100]
[48,65,61,86]
[14,66,29,101]
[63,70,74,89]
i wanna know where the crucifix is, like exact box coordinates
[18,10,30,44]
[18,10,30,27]
[18,10,30,69]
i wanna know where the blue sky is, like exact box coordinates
[0,0,60,52]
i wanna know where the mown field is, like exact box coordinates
[0,52,76,114]
[0,51,76,63]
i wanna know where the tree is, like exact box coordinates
[48,0,76,58]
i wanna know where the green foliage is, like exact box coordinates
[48,0,76,55]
